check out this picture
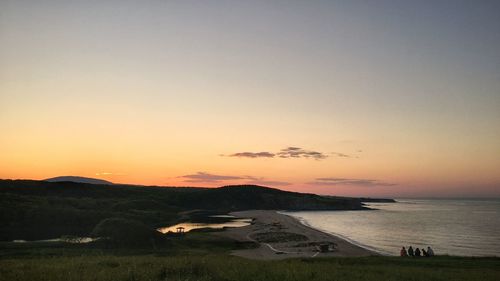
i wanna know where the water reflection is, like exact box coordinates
[13,237,98,244]
[285,199,500,256]
[158,218,252,234]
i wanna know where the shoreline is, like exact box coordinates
[215,210,379,260]
[278,211,392,256]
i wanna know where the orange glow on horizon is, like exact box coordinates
[1,1,499,198]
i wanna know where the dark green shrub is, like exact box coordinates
[91,218,163,247]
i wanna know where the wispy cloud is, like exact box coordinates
[311,177,396,187]
[180,172,245,183]
[229,152,275,158]
[178,172,290,187]
[244,178,291,186]
[95,172,126,176]
[277,147,328,160]
[225,147,330,160]
[331,152,352,158]
[227,147,358,160]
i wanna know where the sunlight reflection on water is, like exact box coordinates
[157,218,252,233]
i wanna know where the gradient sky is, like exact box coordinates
[1,0,499,197]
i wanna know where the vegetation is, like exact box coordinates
[1,179,498,281]
[90,218,165,247]
[0,249,498,281]
[0,179,370,241]
[0,233,498,281]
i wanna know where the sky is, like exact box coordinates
[1,0,499,197]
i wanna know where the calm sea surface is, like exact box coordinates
[284,199,500,256]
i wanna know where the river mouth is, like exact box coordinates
[158,215,252,234]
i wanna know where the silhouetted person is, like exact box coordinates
[415,248,421,257]
[400,247,408,257]
[422,248,428,257]
[427,246,435,257]
[408,246,414,256]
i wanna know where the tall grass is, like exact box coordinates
[1,254,499,281]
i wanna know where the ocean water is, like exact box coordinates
[284,199,500,257]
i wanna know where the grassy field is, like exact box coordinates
[1,253,499,281]
[1,233,499,281]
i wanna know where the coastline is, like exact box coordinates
[215,210,378,260]
[279,211,392,256]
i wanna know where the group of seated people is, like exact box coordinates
[400,246,434,257]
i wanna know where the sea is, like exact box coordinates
[283,199,500,257]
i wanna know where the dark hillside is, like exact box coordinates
[187,185,366,211]
[45,176,113,185]
[0,179,376,241]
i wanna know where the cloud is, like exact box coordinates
[277,147,328,160]
[244,179,291,186]
[180,172,245,183]
[178,172,290,186]
[311,177,396,187]
[331,152,352,158]
[95,172,126,176]
[225,147,330,160]
[229,152,275,158]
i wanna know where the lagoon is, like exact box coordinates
[158,217,252,233]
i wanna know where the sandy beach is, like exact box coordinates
[215,210,377,260]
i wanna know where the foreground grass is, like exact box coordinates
[1,253,499,281]
[1,232,499,281]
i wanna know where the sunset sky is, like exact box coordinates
[1,0,499,197]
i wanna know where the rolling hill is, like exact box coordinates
[45,176,113,185]
[0,179,389,241]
